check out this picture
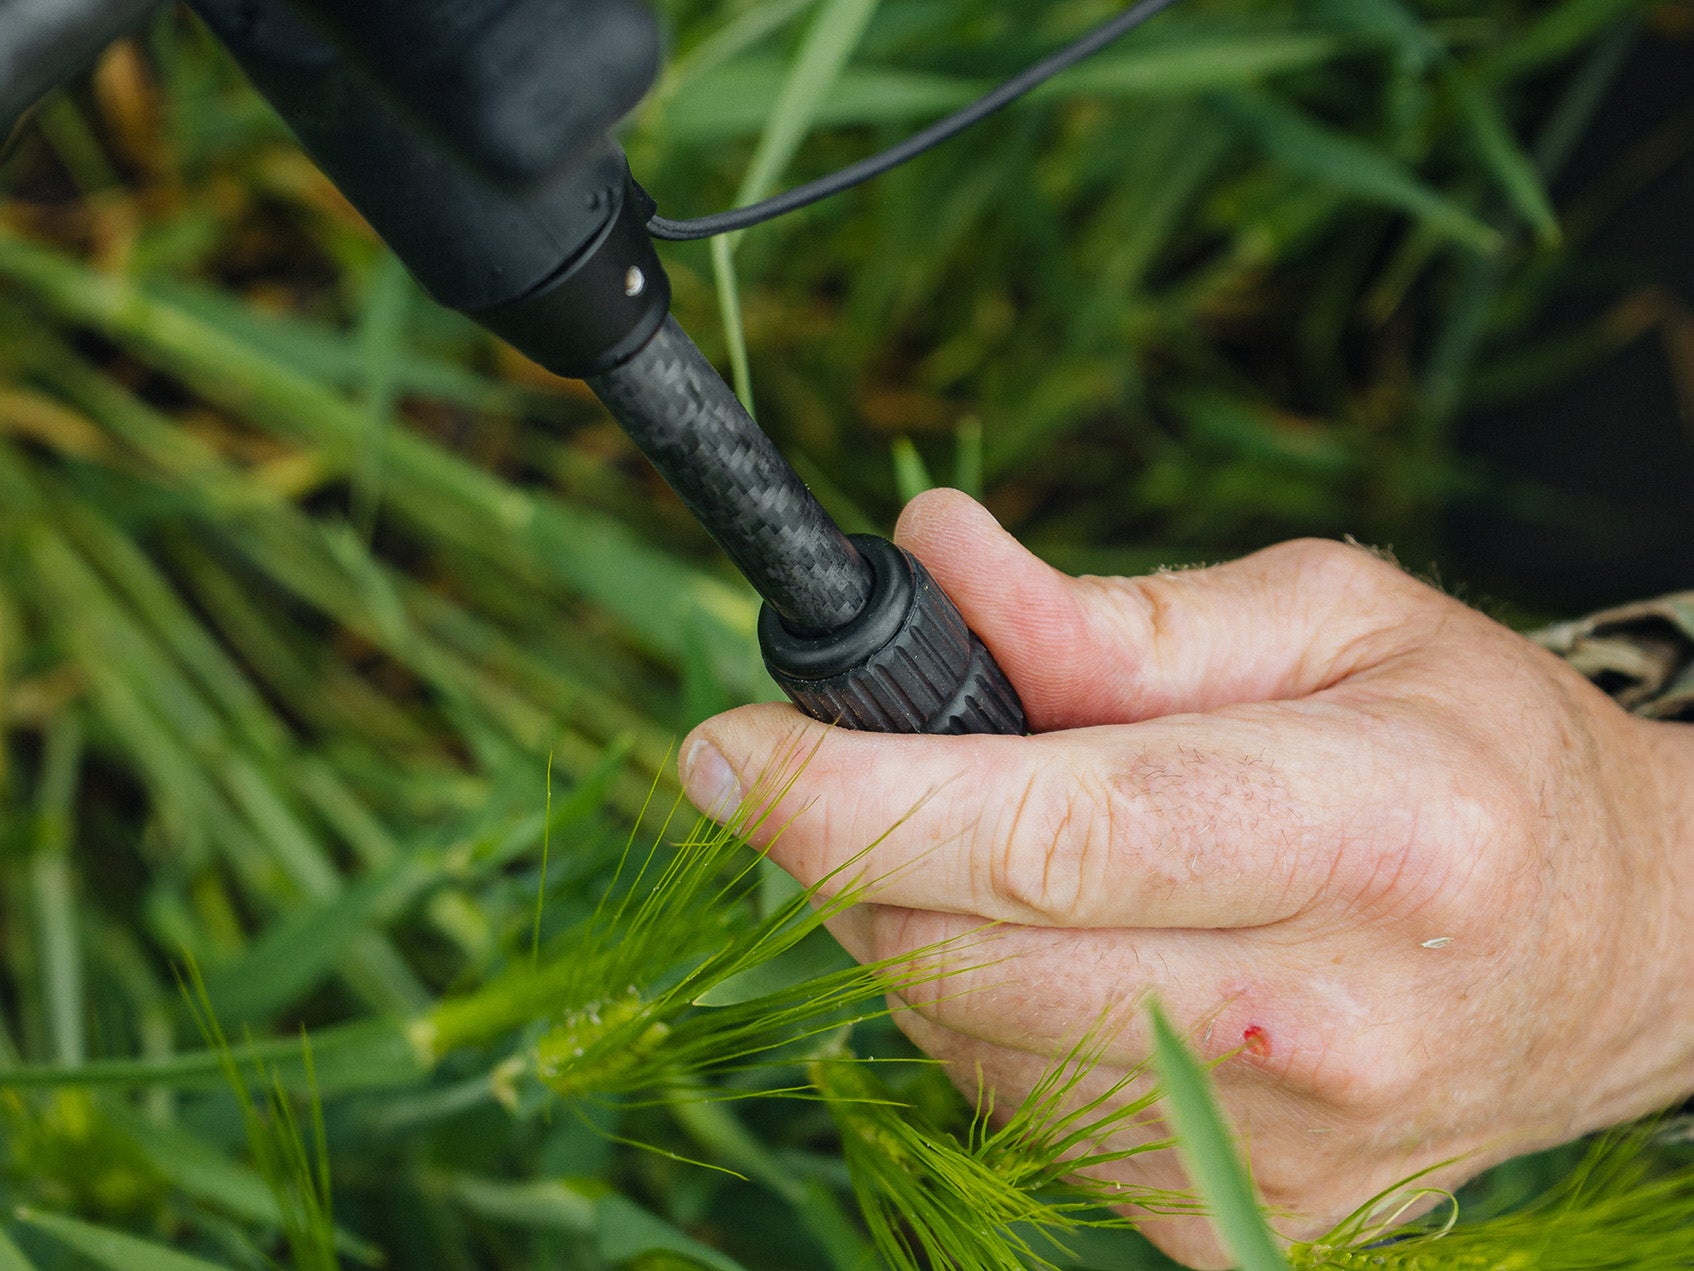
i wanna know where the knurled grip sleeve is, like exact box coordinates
[760,536,1026,735]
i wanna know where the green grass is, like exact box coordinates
[1148,1003,1286,1271]
[0,0,1689,1266]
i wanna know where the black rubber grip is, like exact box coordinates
[760,536,1026,735]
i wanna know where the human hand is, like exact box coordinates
[680,489,1694,1268]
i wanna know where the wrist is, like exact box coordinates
[1627,715,1694,1114]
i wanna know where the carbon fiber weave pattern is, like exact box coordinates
[587,317,873,634]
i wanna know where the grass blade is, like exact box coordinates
[596,1193,754,1271]
[1446,66,1561,247]
[0,1229,35,1271]
[663,31,1364,144]
[0,1019,428,1096]
[1488,0,1649,78]
[1222,93,1500,253]
[1148,1001,1288,1271]
[14,1210,228,1271]
[30,714,85,1068]
[659,0,824,103]
[710,0,883,409]
[730,0,883,220]
[890,437,937,504]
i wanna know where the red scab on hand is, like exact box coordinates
[1242,1025,1272,1059]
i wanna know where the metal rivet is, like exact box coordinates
[624,267,646,298]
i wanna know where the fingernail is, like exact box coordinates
[681,737,743,818]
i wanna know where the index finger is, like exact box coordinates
[683,699,1398,931]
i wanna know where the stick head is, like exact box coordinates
[285,0,662,187]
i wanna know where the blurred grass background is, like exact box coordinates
[0,0,1690,1266]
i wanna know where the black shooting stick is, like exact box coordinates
[178,0,1031,735]
[2,0,1176,735]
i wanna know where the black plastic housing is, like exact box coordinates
[760,536,1026,735]
[481,176,671,379]
[287,0,660,186]
[190,0,670,376]
[1,0,161,140]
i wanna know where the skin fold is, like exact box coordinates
[680,487,1694,1269]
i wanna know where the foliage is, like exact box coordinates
[1148,1002,1285,1270]
[0,0,1688,1266]
[1288,1126,1694,1269]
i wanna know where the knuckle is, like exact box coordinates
[982,762,1108,922]
[865,906,923,969]
[1047,770,1118,917]
[1276,536,1395,589]
[1441,769,1538,914]
[1269,539,1427,684]
[1092,570,1190,677]
[1120,570,1183,649]
[982,777,1060,919]
[1330,786,1468,922]
[1280,538,1427,630]
[1229,992,1422,1113]
[1312,1028,1423,1114]
[1319,726,1534,932]
[1257,1002,1418,1112]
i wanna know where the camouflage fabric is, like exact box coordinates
[1535,593,1694,722]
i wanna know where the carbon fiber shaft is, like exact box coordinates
[587,316,873,634]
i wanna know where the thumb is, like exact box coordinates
[895,489,1433,730]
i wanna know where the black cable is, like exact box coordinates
[646,0,1184,242]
